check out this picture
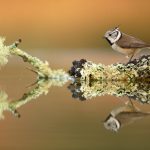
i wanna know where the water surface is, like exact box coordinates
[0,50,150,150]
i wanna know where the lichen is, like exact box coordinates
[69,56,150,82]
[68,56,150,103]
[0,37,69,80]
[68,80,150,104]
[0,37,10,66]
[0,76,69,120]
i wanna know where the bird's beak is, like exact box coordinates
[102,36,106,39]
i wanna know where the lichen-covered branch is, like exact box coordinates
[0,37,150,109]
[69,56,150,82]
[0,37,11,66]
[68,56,150,103]
[0,37,70,119]
[0,37,69,81]
[0,77,68,120]
[9,39,69,79]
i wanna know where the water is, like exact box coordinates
[0,50,150,150]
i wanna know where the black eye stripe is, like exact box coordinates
[109,31,118,37]
[116,31,119,37]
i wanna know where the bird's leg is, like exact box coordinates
[127,49,140,64]
[129,54,134,62]
[126,98,140,112]
[126,53,134,65]
[128,98,134,107]
[128,54,134,63]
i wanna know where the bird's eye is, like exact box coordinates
[109,33,112,36]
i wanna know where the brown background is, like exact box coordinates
[0,0,150,49]
[0,1,150,150]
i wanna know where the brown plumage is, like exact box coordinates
[104,27,150,62]
[104,101,150,132]
[116,33,150,49]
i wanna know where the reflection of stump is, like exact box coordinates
[68,55,150,103]
[68,80,150,103]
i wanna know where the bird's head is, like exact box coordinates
[103,115,121,132]
[104,26,121,45]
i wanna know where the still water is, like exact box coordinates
[0,50,150,150]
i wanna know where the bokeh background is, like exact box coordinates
[0,0,150,150]
[1,0,150,49]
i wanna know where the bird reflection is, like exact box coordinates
[68,81,150,132]
[104,100,150,132]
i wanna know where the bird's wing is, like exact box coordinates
[116,33,150,48]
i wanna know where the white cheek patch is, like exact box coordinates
[104,116,120,132]
[108,30,121,44]
[109,37,116,44]
[114,30,121,42]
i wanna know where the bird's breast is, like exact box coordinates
[111,43,133,55]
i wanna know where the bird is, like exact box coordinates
[104,26,150,62]
[103,101,150,132]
